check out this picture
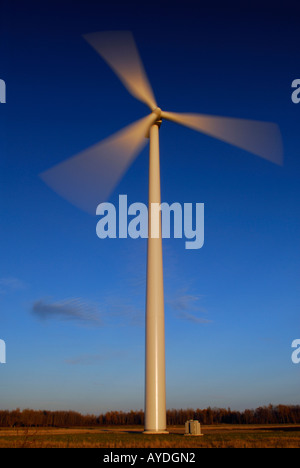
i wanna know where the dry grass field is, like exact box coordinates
[0,424,299,448]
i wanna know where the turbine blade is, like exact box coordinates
[40,114,157,214]
[83,31,157,110]
[161,111,283,165]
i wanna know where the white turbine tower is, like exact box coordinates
[41,31,283,434]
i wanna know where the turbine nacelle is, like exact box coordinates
[152,107,162,119]
[144,107,162,138]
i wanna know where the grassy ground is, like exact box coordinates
[0,425,299,448]
[0,425,300,448]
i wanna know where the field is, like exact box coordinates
[0,424,300,448]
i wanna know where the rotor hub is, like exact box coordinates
[152,106,162,121]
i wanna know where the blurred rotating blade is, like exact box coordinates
[40,114,156,214]
[161,111,283,165]
[83,31,157,110]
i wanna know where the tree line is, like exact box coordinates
[0,405,299,427]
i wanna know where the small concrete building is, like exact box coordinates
[185,419,203,436]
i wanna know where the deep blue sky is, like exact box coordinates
[0,0,299,414]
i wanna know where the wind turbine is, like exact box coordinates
[41,31,283,434]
